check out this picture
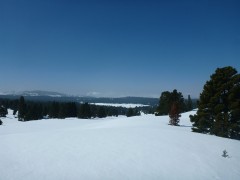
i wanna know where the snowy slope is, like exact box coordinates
[0,110,240,180]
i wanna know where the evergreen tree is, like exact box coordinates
[126,108,134,117]
[0,106,7,117]
[18,96,26,121]
[67,102,77,117]
[156,89,185,115]
[97,106,107,118]
[169,102,181,126]
[0,119,2,125]
[13,109,17,116]
[156,91,172,115]
[186,95,193,111]
[58,103,67,119]
[78,103,92,119]
[190,66,240,139]
[49,102,59,118]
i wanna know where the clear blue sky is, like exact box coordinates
[0,0,239,98]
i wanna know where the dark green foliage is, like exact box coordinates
[106,107,118,117]
[78,103,92,119]
[0,97,154,121]
[127,108,134,117]
[25,103,43,121]
[156,89,185,115]
[190,66,240,140]
[97,106,107,118]
[126,107,140,117]
[13,109,17,115]
[186,95,193,111]
[169,102,181,126]
[0,106,8,117]
[18,96,26,121]
[49,102,60,118]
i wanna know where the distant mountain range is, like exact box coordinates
[0,90,159,106]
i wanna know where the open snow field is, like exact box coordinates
[1,110,240,180]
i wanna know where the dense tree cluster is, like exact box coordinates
[0,97,140,121]
[190,66,240,140]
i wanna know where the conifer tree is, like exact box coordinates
[0,106,8,117]
[169,102,181,126]
[186,95,193,111]
[126,108,134,117]
[18,96,26,121]
[78,103,91,119]
[156,89,185,115]
[49,102,59,118]
[97,106,107,118]
[190,66,240,139]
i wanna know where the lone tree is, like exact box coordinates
[18,96,26,121]
[190,66,240,139]
[169,102,181,126]
[156,89,185,115]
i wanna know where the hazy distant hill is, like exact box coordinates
[0,90,159,106]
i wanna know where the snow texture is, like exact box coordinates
[0,109,240,180]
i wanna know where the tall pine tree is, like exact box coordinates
[190,66,240,139]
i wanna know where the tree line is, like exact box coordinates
[0,97,145,122]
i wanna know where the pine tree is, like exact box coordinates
[126,108,134,117]
[156,91,172,115]
[169,102,181,126]
[49,102,59,118]
[190,66,240,139]
[0,119,2,125]
[18,96,26,121]
[0,106,7,117]
[186,95,193,111]
[97,106,107,118]
[78,103,92,119]
[156,89,185,115]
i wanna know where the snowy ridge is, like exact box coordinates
[0,110,240,180]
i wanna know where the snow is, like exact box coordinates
[90,103,149,108]
[1,109,240,180]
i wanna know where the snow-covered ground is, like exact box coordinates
[90,103,149,108]
[0,109,240,180]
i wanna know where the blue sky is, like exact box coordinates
[0,0,239,98]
